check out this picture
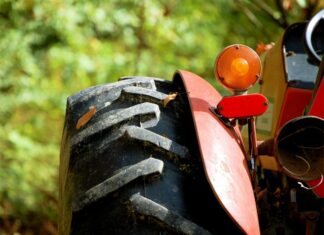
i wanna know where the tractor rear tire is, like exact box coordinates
[59,76,242,235]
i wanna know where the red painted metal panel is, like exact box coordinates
[307,178,324,197]
[308,78,324,198]
[175,70,260,235]
[309,78,324,118]
[276,87,312,131]
[217,94,268,118]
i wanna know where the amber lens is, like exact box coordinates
[231,58,249,77]
[215,45,261,91]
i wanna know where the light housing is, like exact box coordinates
[215,44,261,92]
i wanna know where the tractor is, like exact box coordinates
[59,9,324,235]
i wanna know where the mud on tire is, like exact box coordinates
[59,76,242,235]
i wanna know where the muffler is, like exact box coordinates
[275,116,324,181]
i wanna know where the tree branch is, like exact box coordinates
[251,0,288,29]
[304,0,319,20]
[275,0,289,27]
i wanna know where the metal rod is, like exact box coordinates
[248,117,258,183]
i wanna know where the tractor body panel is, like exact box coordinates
[276,87,312,131]
[174,70,260,235]
[255,21,324,198]
[255,36,287,141]
[256,22,320,140]
[309,76,324,118]
[307,78,324,197]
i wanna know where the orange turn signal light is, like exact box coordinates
[215,44,261,92]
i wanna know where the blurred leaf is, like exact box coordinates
[76,106,96,129]
[163,92,178,107]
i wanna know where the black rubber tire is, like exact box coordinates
[59,76,242,235]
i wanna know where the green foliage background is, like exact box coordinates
[0,0,321,232]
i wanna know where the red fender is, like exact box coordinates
[174,70,260,235]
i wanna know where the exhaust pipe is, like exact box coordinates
[275,116,324,181]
